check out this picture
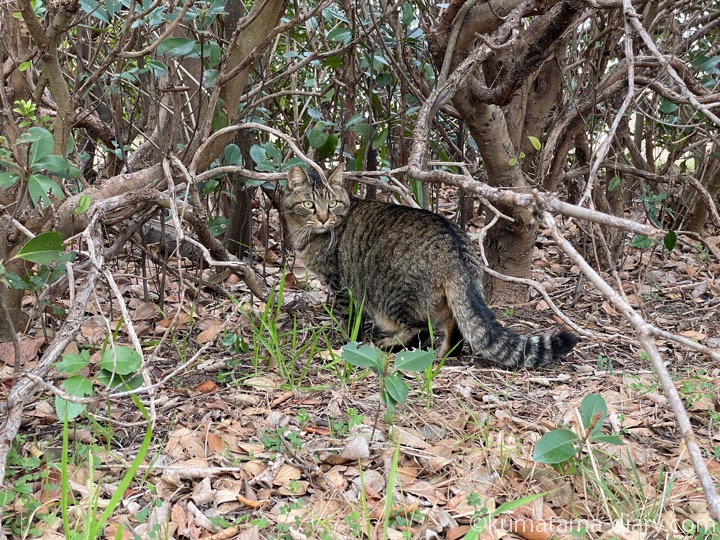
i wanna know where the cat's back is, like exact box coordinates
[337,198,477,285]
[341,198,472,254]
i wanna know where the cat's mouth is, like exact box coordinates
[308,221,334,233]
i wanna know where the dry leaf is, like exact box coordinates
[679,330,706,340]
[197,325,221,344]
[207,432,226,454]
[339,434,370,460]
[273,463,302,486]
[194,380,219,393]
[0,336,45,367]
[131,302,159,321]
[390,426,429,449]
[171,503,188,536]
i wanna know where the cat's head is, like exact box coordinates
[283,164,350,241]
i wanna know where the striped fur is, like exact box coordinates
[283,164,578,369]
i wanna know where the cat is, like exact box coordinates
[282,163,579,369]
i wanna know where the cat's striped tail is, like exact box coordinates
[446,280,578,369]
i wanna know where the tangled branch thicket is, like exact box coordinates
[1,0,720,531]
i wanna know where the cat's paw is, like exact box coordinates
[377,336,398,350]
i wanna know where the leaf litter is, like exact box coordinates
[0,223,719,539]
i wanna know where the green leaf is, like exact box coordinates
[98,345,142,375]
[55,397,86,422]
[371,128,388,150]
[307,107,323,120]
[25,127,54,167]
[33,155,69,176]
[384,373,409,405]
[61,375,93,396]
[349,122,370,137]
[401,2,414,26]
[76,194,92,214]
[630,234,654,250]
[308,121,329,149]
[608,176,621,192]
[341,342,384,372]
[321,55,343,69]
[0,267,25,289]
[28,174,64,207]
[327,26,351,43]
[211,101,228,132]
[13,231,73,265]
[316,134,339,160]
[345,113,365,127]
[664,230,677,252]
[528,135,542,151]
[659,99,679,114]
[55,375,94,421]
[591,434,625,446]
[394,349,435,372]
[580,393,606,436]
[224,144,241,165]
[249,144,266,167]
[508,157,518,167]
[0,172,20,189]
[146,60,168,77]
[209,216,228,237]
[157,37,197,57]
[34,154,80,179]
[533,429,581,464]
[96,370,144,390]
[55,350,90,374]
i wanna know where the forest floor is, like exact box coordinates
[1,220,719,540]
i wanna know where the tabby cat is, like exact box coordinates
[283,163,578,369]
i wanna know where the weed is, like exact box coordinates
[260,429,285,452]
[596,355,614,373]
[221,330,249,355]
[533,393,658,521]
[341,342,435,422]
[0,437,44,537]
[295,408,311,427]
[344,510,364,537]
[231,273,333,388]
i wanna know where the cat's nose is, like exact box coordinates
[317,211,329,224]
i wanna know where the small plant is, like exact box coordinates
[0,126,81,207]
[533,393,623,473]
[221,331,249,355]
[0,437,45,537]
[233,273,325,388]
[12,99,50,128]
[295,408,311,427]
[340,342,435,419]
[260,429,285,452]
[596,354,614,373]
[346,407,364,430]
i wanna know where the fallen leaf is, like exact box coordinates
[0,336,45,367]
[194,380,219,393]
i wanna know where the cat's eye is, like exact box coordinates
[328,200,338,208]
[302,201,315,209]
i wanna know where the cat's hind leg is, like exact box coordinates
[436,318,464,358]
[373,311,428,351]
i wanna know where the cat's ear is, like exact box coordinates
[327,163,345,186]
[287,166,309,190]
